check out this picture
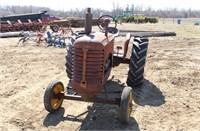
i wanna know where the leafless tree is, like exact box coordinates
[0,5,200,18]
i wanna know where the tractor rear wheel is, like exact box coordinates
[127,36,149,87]
[65,39,74,80]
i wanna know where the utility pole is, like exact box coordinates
[132,4,134,16]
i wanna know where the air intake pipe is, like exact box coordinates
[85,8,93,35]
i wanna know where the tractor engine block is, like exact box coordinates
[66,33,115,100]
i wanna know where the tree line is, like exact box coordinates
[0,5,200,18]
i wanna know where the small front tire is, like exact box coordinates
[120,86,133,124]
[44,80,64,113]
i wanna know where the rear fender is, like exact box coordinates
[123,33,131,59]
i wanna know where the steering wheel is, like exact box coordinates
[97,15,118,34]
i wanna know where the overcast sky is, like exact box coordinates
[0,0,199,11]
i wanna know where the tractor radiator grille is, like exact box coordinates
[73,48,104,84]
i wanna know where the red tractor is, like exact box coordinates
[43,8,172,123]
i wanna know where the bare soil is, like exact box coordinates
[0,23,200,130]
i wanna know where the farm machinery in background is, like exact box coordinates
[17,27,73,48]
[0,11,60,33]
[43,8,176,124]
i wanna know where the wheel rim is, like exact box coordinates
[128,92,133,116]
[50,84,63,110]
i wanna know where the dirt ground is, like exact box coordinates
[0,23,200,130]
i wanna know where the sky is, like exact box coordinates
[0,0,199,11]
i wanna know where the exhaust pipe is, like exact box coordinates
[85,8,93,35]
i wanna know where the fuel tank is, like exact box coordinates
[71,32,114,101]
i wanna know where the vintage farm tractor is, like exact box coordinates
[43,8,175,123]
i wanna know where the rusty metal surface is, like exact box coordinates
[60,92,121,105]
[71,33,115,101]
[0,20,45,33]
[66,8,175,103]
[123,33,131,59]
[85,8,92,35]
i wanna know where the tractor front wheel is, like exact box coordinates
[120,86,133,124]
[44,80,64,113]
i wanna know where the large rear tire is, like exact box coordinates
[127,36,149,87]
[65,38,74,80]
